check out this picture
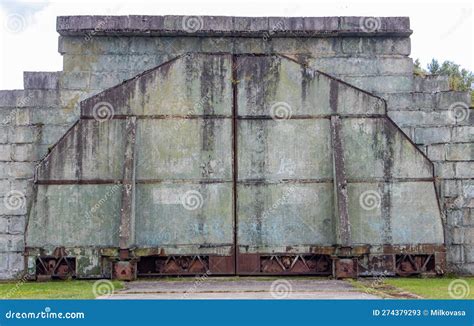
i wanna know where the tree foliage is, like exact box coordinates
[415,59,473,105]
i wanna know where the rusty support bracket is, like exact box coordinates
[119,116,137,250]
[330,80,352,247]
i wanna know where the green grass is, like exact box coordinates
[384,277,474,299]
[0,280,124,299]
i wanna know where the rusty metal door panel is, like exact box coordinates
[348,182,443,245]
[389,182,444,243]
[131,54,235,262]
[36,120,126,181]
[134,183,234,252]
[26,53,446,278]
[27,184,122,247]
[235,55,336,270]
[347,183,386,245]
[135,119,232,180]
[80,53,233,117]
[235,55,332,117]
[237,120,332,180]
[341,118,433,180]
[340,116,443,246]
[237,183,335,249]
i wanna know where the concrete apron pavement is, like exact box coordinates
[99,278,380,299]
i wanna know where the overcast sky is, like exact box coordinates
[0,0,472,90]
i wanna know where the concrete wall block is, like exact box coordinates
[309,57,413,76]
[59,90,95,109]
[452,126,474,143]
[450,263,474,274]
[436,91,471,110]
[201,37,234,52]
[8,126,40,144]
[455,162,474,178]
[9,180,30,195]
[8,216,26,235]
[300,38,340,55]
[414,126,451,144]
[434,162,456,178]
[89,72,127,91]
[7,162,35,180]
[446,143,474,161]
[388,111,422,127]
[451,227,464,244]
[59,35,131,55]
[7,252,24,272]
[465,245,474,263]
[269,17,304,32]
[0,253,8,270]
[0,179,10,195]
[40,125,71,145]
[127,55,162,73]
[389,93,439,110]
[23,72,60,90]
[390,110,469,128]
[0,216,8,234]
[339,16,410,33]
[400,127,414,139]
[0,235,25,252]
[0,108,31,126]
[341,37,410,56]
[446,209,464,226]
[427,144,446,161]
[0,90,26,107]
[0,127,8,143]
[233,38,271,54]
[384,93,416,110]
[128,37,165,54]
[271,38,331,55]
[0,90,60,108]
[0,252,25,277]
[59,72,91,90]
[0,144,12,161]
[234,16,269,32]
[62,54,98,72]
[157,37,202,54]
[413,75,450,92]
[30,107,78,125]
[63,54,131,72]
[463,181,474,199]
[341,75,413,93]
[447,244,464,263]
[464,209,474,225]
[11,144,39,162]
[412,93,437,109]
[443,179,462,197]
[0,163,9,178]
[464,228,474,244]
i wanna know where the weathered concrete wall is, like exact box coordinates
[0,16,472,278]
